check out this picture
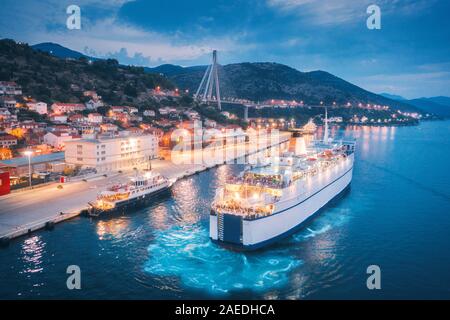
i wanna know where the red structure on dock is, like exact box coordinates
[0,171,11,196]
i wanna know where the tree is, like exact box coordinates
[180,95,194,105]
[124,83,137,97]
[9,128,25,139]
[0,147,12,160]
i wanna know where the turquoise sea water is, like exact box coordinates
[0,121,449,299]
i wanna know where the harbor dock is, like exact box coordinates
[0,132,291,244]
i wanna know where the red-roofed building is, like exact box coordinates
[49,114,68,123]
[110,106,126,113]
[69,114,86,123]
[100,123,118,133]
[87,113,103,124]
[51,103,86,114]
[140,125,163,141]
[43,131,81,149]
[0,134,18,148]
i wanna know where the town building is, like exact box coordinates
[204,119,217,128]
[18,120,45,130]
[83,90,100,100]
[85,99,104,110]
[43,131,81,149]
[184,110,200,120]
[65,133,159,172]
[68,114,86,123]
[27,102,48,115]
[0,152,65,178]
[87,113,103,124]
[49,114,68,123]
[51,103,86,114]
[143,110,156,117]
[0,96,17,108]
[100,123,119,134]
[158,106,177,115]
[110,106,126,113]
[328,117,343,123]
[0,81,22,95]
[127,106,138,114]
[0,134,18,148]
[0,107,12,121]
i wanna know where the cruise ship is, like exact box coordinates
[88,170,172,217]
[210,110,355,250]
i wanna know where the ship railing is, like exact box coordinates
[211,198,276,219]
[212,204,274,219]
[226,176,285,189]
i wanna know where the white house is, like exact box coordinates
[143,110,156,117]
[204,119,217,128]
[87,113,103,124]
[49,114,68,123]
[100,123,118,133]
[221,111,231,118]
[65,133,159,172]
[184,110,200,120]
[0,108,11,118]
[0,81,22,95]
[43,131,81,149]
[328,117,343,123]
[159,106,177,115]
[127,106,138,114]
[28,102,48,115]
[51,103,86,114]
[110,106,125,113]
[85,99,104,110]
[0,97,16,108]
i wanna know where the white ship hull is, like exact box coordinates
[210,153,354,250]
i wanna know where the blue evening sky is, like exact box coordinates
[1,0,449,98]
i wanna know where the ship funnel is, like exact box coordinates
[323,106,329,143]
[294,136,307,155]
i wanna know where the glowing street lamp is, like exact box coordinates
[23,150,33,187]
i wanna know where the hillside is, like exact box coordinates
[406,98,450,117]
[0,39,174,105]
[32,42,94,60]
[380,93,407,101]
[381,92,450,117]
[33,42,421,113]
[149,62,420,112]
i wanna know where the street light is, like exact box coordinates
[23,150,33,187]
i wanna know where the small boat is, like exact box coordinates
[88,170,172,217]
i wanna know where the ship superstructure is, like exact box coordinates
[89,170,171,217]
[210,109,355,250]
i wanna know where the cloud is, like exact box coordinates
[352,70,450,98]
[1,0,252,66]
[266,0,436,26]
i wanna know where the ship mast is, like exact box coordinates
[323,106,329,143]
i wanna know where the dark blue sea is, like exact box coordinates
[1,121,450,299]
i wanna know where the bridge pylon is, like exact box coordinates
[194,50,221,110]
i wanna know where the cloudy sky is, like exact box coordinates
[1,0,449,98]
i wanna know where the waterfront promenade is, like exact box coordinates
[0,132,291,242]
